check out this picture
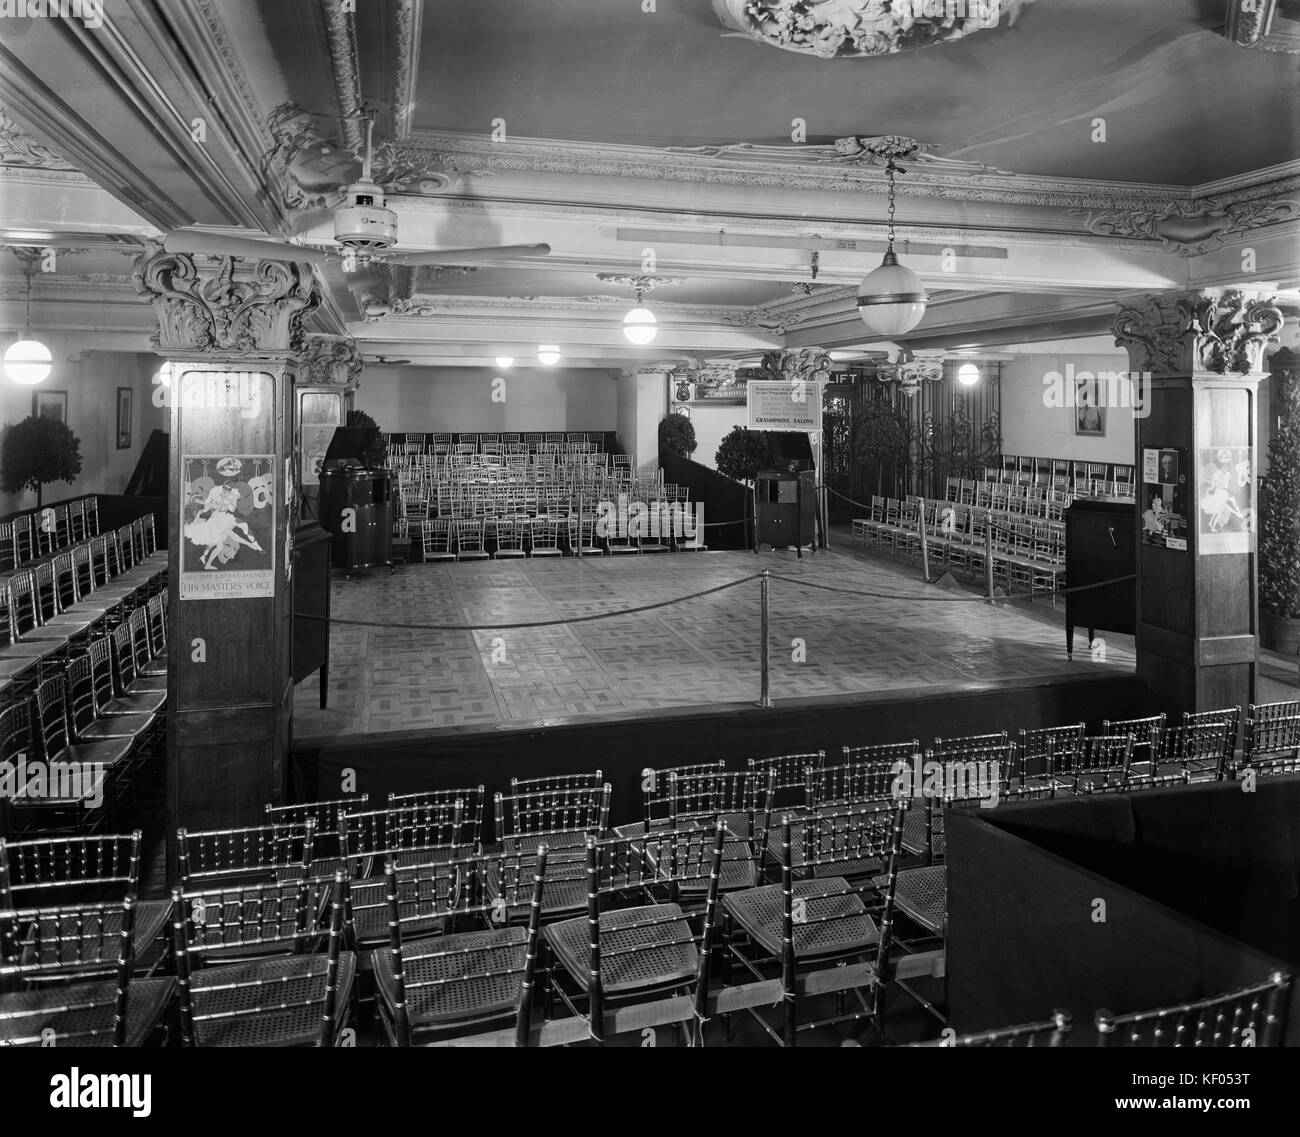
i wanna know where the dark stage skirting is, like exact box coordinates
[291,671,1142,828]
[946,775,1300,1045]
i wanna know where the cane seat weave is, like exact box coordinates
[372,925,529,1025]
[185,953,357,1047]
[545,902,698,996]
[724,877,878,961]
[872,866,946,935]
[766,818,883,881]
[0,977,175,1047]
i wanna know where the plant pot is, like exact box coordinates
[1260,608,1300,655]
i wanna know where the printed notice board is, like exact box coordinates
[747,380,822,432]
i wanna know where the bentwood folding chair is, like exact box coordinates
[1241,700,1300,778]
[0,831,171,975]
[1096,971,1292,1047]
[171,872,355,1047]
[0,897,175,1046]
[910,1010,1072,1047]
[370,846,550,1046]
[721,802,907,1046]
[543,821,727,1046]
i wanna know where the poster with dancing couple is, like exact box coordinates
[1197,446,1253,556]
[179,455,275,600]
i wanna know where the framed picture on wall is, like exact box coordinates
[1074,372,1105,436]
[33,389,67,425]
[116,386,132,449]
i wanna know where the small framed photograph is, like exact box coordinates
[33,389,68,425]
[116,387,132,449]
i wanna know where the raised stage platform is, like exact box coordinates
[291,549,1145,824]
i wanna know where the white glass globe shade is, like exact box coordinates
[537,345,561,366]
[856,253,927,337]
[495,356,514,368]
[4,338,51,385]
[622,306,658,345]
[957,362,981,387]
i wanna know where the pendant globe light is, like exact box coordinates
[4,253,51,385]
[622,289,658,345]
[857,141,927,337]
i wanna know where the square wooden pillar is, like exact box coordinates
[1114,290,1284,716]
[133,245,319,850]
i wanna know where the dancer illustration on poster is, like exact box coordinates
[179,455,275,599]
[1198,446,1253,554]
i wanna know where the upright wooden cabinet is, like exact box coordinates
[1064,498,1136,659]
[755,470,817,556]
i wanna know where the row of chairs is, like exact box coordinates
[997,455,1135,493]
[944,478,1076,518]
[388,431,606,452]
[0,495,103,573]
[418,508,705,560]
[853,497,1066,594]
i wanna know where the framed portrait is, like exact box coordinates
[116,387,132,449]
[1074,373,1105,436]
[33,389,67,425]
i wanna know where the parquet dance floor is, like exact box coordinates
[293,548,1137,739]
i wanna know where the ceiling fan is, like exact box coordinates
[362,354,413,366]
[163,117,550,270]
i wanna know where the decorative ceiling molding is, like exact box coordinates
[713,0,1037,59]
[666,134,1011,177]
[1074,187,1300,257]
[0,106,74,170]
[390,0,423,140]
[1113,290,1284,376]
[381,293,768,324]
[398,131,1300,217]
[420,265,478,281]
[321,0,364,157]
[594,274,686,293]
[302,333,362,387]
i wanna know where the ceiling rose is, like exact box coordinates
[714,0,1037,59]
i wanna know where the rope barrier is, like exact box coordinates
[766,570,1137,605]
[294,573,763,632]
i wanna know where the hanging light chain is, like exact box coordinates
[884,158,898,253]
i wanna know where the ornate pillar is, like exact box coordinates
[1113,290,1283,716]
[298,334,363,521]
[133,244,319,844]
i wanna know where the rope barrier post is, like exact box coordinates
[821,484,830,550]
[919,495,931,583]
[758,570,772,708]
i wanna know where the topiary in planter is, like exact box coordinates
[1259,365,1300,649]
[715,425,771,485]
[1,415,83,507]
[658,414,697,459]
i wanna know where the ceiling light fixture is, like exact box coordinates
[495,356,514,368]
[4,251,51,385]
[857,140,928,337]
[622,291,658,346]
[537,344,561,366]
[957,362,982,387]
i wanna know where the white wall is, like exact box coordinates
[999,352,1137,465]
[0,338,165,513]
[355,365,617,434]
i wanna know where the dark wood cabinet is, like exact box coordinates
[1064,498,1136,660]
[292,524,331,708]
[755,470,817,557]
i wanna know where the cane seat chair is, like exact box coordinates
[910,1009,1072,1047]
[1096,971,1292,1047]
[1100,713,1164,773]
[828,741,920,851]
[171,872,355,1047]
[543,821,727,1046]
[1014,723,1085,795]
[1062,735,1137,793]
[177,822,315,890]
[370,846,550,1045]
[1241,700,1300,778]
[339,800,470,883]
[1176,707,1241,780]
[721,802,907,1046]
[264,795,370,881]
[1153,720,1235,784]
[0,896,174,1046]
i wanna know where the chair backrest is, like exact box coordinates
[1101,713,1164,761]
[1016,723,1085,783]
[666,768,772,839]
[640,760,725,825]
[379,845,550,1047]
[1096,971,1292,1047]
[1062,735,1135,791]
[495,779,611,842]
[386,786,485,848]
[7,571,42,636]
[812,741,919,808]
[1158,720,1235,781]
[172,872,349,1047]
[0,830,143,907]
[911,1010,1072,1047]
[265,795,370,857]
[33,673,72,760]
[340,801,469,870]
[1180,706,1240,766]
[748,750,825,807]
[177,822,314,887]
[1243,700,1300,775]
[0,896,137,1044]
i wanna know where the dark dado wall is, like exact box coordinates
[660,453,750,550]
